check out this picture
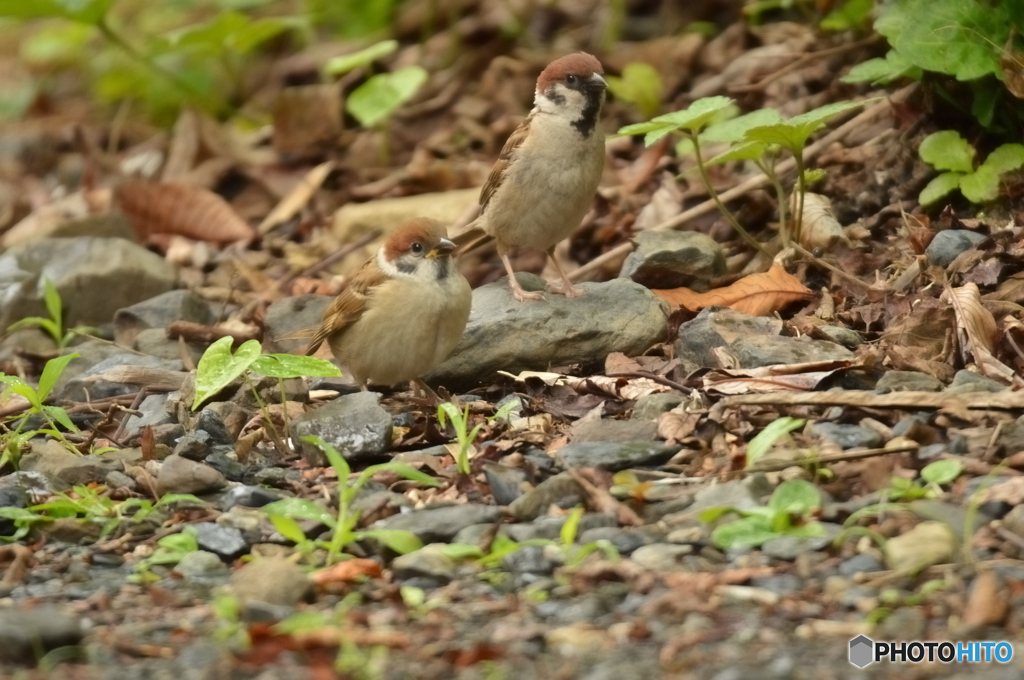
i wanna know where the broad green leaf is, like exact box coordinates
[605,62,663,119]
[704,141,768,166]
[960,165,1000,203]
[649,96,734,133]
[170,11,293,56]
[358,529,423,554]
[820,0,872,32]
[745,100,872,153]
[921,459,962,486]
[346,66,427,128]
[701,108,782,144]
[919,172,964,205]
[323,40,399,76]
[0,375,41,409]
[192,337,260,410]
[153,494,207,507]
[768,479,821,516]
[5,317,56,336]
[711,516,779,549]
[981,144,1024,175]
[156,529,199,553]
[747,417,804,467]
[560,506,584,545]
[269,514,308,543]
[36,351,78,402]
[42,405,77,433]
[43,279,62,330]
[841,51,920,84]
[919,131,975,173]
[698,506,741,523]
[262,498,335,526]
[400,585,427,608]
[273,610,332,635]
[438,544,484,558]
[250,353,341,378]
[616,120,675,137]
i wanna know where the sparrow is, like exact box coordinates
[452,52,607,301]
[304,218,472,397]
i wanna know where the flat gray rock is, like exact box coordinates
[0,605,85,662]
[619,230,726,290]
[114,289,214,346]
[675,307,785,372]
[292,391,393,465]
[263,293,331,354]
[156,454,226,495]
[0,237,176,329]
[373,504,501,543]
[926,229,985,267]
[426,273,669,388]
[556,441,680,471]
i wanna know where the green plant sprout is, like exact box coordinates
[261,436,440,565]
[700,479,824,549]
[437,400,518,475]
[746,416,805,468]
[917,131,1024,205]
[884,459,963,502]
[130,526,200,583]
[617,96,873,249]
[558,505,619,568]
[0,352,80,469]
[606,62,663,119]
[6,279,95,349]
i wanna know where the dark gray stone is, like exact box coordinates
[263,293,331,354]
[156,454,225,495]
[372,504,501,543]
[0,606,85,662]
[838,553,885,576]
[577,527,651,555]
[946,369,1008,395]
[221,485,283,511]
[926,229,986,267]
[390,545,456,583]
[193,522,248,558]
[426,274,669,388]
[121,393,175,440]
[619,230,725,290]
[812,423,884,450]
[502,545,556,575]
[571,419,659,443]
[174,431,212,461]
[556,441,681,471]
[194,408,237,447]
[724,335,853,369]
[205,449,245,482]
[56,353,184,401]
[674,307,784,372]
[761,523,841,560]
[508,472,584,521]
[292,392,393,465]
[482,462,529,506]
[114,289,214,346]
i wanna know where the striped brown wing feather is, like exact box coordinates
[304,259,388,355]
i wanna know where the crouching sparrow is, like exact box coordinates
[305,218,472,397]
[452,52,607,301]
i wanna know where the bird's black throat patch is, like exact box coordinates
[571,92,603,136]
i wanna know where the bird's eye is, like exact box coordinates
[565,74,578,85]
[411,242,423,253]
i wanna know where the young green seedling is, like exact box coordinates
[917,131,1024,205]
[700,479,825,549]
[437,400,518,475]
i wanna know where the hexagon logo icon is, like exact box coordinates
[849,635,874,668]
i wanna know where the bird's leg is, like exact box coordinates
[545,245,585,298]
[411,378,447,407]
[499,249,544,301]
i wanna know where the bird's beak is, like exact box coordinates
[427,238,456,258]
[589,73,607,90]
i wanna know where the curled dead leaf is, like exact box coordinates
[115,179,255,243]
[654,263,813,315]
[942,283,1023,388]
[793,193,847,250]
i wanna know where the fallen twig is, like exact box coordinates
[720,390,1024,412]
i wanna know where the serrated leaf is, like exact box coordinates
[650,96,734,133]
[768,479,821,516]
[347,66,427,128]
[711,516,778,549]
[192,337,260,410]
[960,165,1001,203]
[704,141,768,166]
[747,417,804,467]
[919,131,975,173]
[701,108,782,144]
[324,40,399,75]
[841,51,920,84]
[358,529,422,554]
[745,100,872,153]
[919,172,964,205]
[921,459,962,486]
[981,144,1024,175]
[37,352,79,402]
[251,353,341,378]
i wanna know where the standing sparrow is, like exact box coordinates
[453,52,607,301]
[305,218,471,396]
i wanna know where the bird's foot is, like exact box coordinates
[510,281,545,301]
[547,281,585,298]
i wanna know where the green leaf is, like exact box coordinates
[841,51,920,84]
[698,506,741,523]
[346,66,428,128]
[42,405,77,433]
[304,436,351,481]
[0,375,42,409]
[37,352,79,402]
[43,279,62,331]
[156,529,199,554]
[711,516,779,549]
[768,479,821,516]
[269,515,308,544]
[700,108,782,145]
[745,100,873,153]
[438,544,484,559]
[560,506,584,545]
[192,337,260,410]
[921,459,963,486]
[262,498,335,526]
[820,0,872,32]
[919,172,964,205]
[960,165,1001,203]
[747,417,804,467]
[919,131,975,173]
[704,141,768,166]
[358,529,423,554]
[273,610,332,635]
[153,494,207,508]
[0,0,113,23]
[650,96,735,133]
[981,144,1024,175]
[250,354,341,379]
[323,40,399,76]
[605,62,663,119]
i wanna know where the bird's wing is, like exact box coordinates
[304,258,388,356]
[480,113,532,211]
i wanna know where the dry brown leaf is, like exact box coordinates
[704,360,855,395]
[657,410,700,443]
[943,283,1023,387]
[116,179,255,243]
[976,477,1024,505]
[662,566,774,590]
[311,558,382,587]
[960,570,1009,630]
[654,263,813,315]
[257,161,334,235]
[793,193,848,250]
